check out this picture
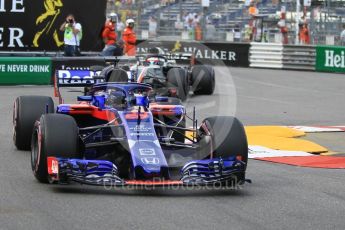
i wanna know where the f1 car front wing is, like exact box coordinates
[47,156,248,187]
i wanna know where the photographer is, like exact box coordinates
[59,14,82,56]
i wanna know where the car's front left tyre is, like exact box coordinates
[31,114,80,183]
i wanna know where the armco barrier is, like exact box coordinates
[0,57,51,85]
[283,45,315,70]
[249,43,283,69]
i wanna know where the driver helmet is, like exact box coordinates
[105,89,126,108]
[144,57,162,66]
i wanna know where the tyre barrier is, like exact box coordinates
[283,45,316,71]
[250,42,316,70]
[249,42,283,69]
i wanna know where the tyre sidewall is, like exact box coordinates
[31,118,48,183]
[191,65,215,95]
[167,68,188,101]
[202,116,248,165]
[31,114,79,183]
[13,96,54,150]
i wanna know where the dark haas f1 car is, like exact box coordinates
[92,53,215,101]
[13,70,249,187]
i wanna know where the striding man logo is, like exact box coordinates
[33,0,64,47]
[172,41,181,52]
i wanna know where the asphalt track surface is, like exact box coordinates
[1,67,345,230]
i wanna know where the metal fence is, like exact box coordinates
[106,0,345,46]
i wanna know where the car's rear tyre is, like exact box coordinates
[200,116,248,165]
[191,65,215,95]
[13,96,54,150]
[31,114,79,183]
[167,68,188,101]
[99,66,129,82]
[99,65,114,81]
[107,68,128,82]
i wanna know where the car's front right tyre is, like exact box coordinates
[13,96,54,150]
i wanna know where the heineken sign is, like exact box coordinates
[316,46,345,72]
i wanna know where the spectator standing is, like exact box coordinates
[248,2,258,42]
[100,13,118,56]
[182,11,189,29]
[248,2,258,16]
[234,24,241,42]
[122,18,137,56]
[148,16,158,38]
[299,23,310,44]
[185,13,195,40]
[277,6,288,44]
[194,22,202,41]
[340,25,345,46]
[192,13,200,27]
[244,24,252,42]
[185,13,194,30]
[59,14,82,56]
[280,24,289,44]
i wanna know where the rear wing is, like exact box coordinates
[54,56,138,87]
[136,52,194,65]
[54,69,103,104]
[56,70,98,87]
[167,52,193,61]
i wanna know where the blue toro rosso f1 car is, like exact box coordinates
[13,69,249,187]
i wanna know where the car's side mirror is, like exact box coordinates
[93,95,105,109]
[136,95,149,107]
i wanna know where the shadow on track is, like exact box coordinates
[50,184,252,197]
